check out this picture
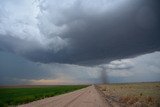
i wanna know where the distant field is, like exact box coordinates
[0,85,88,107]
[98,82,160,107]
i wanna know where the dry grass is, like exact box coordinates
[98,82,160,107]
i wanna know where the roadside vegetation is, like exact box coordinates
[0,85,88,107]
[98,82,160,107]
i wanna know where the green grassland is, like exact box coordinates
[0,85,88,107]
[98,82,160,107]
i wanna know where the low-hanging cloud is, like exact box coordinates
[0,0,160,66]
[108,51,160,82]
[106,59,134,70]
[0,51,99,85]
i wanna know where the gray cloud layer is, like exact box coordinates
[0,0,160,66]
[107,51,160,83]
[1,51,160,85]
[0,51,99,85]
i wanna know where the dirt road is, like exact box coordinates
[18,85,110,107]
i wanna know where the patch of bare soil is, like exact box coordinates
[98,82,160,107]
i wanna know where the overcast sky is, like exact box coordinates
[0,0,160,85]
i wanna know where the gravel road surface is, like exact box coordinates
[18,85,111,107]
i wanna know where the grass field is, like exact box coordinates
[98,82,160,107]
[0,85,88,107]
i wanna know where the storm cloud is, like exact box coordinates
[0,0,160,85]
[0,0,160,66]
[107,51,160,83]
[0,51,99,85]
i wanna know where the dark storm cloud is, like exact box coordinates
[0,51,55,85]
[0,0,160,66]
[0,51,99,85]
[0,34,41,52]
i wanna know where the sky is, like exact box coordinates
[0,0,160,85]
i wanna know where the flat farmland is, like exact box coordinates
[98,82,160,107]
[0,85,88,107]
